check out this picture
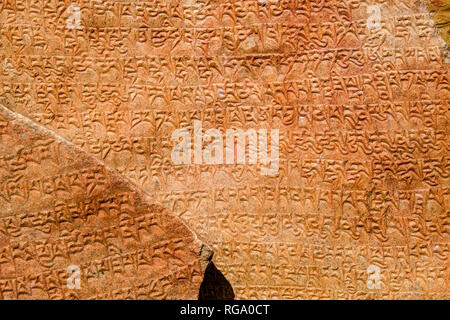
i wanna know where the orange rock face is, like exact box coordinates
[0,104,212,299]
[0,0,449,299]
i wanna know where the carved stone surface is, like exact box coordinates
[0,104,212,299]
[0,0,449,299]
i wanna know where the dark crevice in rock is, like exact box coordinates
[199,262,235,300]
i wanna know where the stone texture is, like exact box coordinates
[0,104,212,299]
[0,0,449,299]
[426,0,450,46]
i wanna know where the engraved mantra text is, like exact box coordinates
[171,121,279,176]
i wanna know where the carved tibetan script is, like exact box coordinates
[0,0,448,299]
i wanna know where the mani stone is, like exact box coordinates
[0,0,449,299]
[0,104,212,299]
